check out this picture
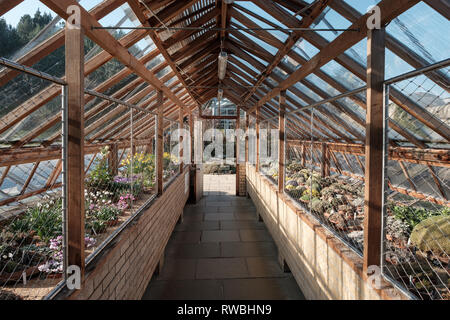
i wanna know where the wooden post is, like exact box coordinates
[189,113,194,164]
[256,106,260,172]
[146,138,153,155]
[321,143,330,177]
[108,143,118,176]
[156,90,164,195]
[363,28,386,272]
[179,107,184,173]
[245,113,249,163]
[65,21,85,277]
[278,91,286,193]
[301,142,306,167]
[236,107,240,196]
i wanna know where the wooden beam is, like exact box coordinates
[0,0,128,86]
[20,162,40,195]
[147,0,198,27]
[242,0,330,104]
[0,30,154,138]
[278,91,286,193]
[127,0,200,112]
[330,0,449,92]
[424,0,450,20]
[0,0,23,17]
[245,113,249,163]
[162,7,220,49]
[108,143,119,176]
[179,107,184,173]
[236,106,240,196]
[249,0,420,112]
[363,28,386,272]
[321,143,330,177]
[256,106,260,172]
[41,0,187,112]
[156,90,164,195]
[65,21,85,278]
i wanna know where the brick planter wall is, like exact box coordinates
[60,170,190,300]
[246,164,408,300]
[238,164,246,196]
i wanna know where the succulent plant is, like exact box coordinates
[288,188,304,199]
[410,215,450,255]
[286,179,298,187]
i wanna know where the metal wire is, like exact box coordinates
[381,65,450,300]
[91,26,360,32]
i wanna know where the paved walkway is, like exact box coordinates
[142,175,305,300]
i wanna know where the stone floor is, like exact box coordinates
[203,174,236,195]
[142,175,305,300]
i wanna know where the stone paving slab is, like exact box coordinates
[142,174,305,300]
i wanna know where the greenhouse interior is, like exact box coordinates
[0,0,448,301]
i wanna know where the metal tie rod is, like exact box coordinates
[91,26,360,32]
[84,89,158,116]
[0,56,67,85]
[384,58,450,85]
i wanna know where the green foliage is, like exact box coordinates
[0,19,22,58]
[85,219,106,235]
[87,147,113,190]
[390,205,448,232]
[0,10,52,58]
[6,197,62,244]
[95,206,121,222]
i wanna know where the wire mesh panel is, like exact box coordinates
[0,73,66,300]
[382,67,450,300]
[284,108,366,256]
[259,120,278,183]
[163,118,180,186]
[248,116,256,166]
[83,101,157,258]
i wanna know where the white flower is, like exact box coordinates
[8,253,13,258]
[2,255,7,259]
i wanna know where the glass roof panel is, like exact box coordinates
[386,2,450,64]
[313,8,352,42]
[234,3,289,42]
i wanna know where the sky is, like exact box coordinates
[2,0,51,27]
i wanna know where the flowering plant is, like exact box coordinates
[85,189,113,213]
[117,193,135,210]
[121,152,155,176]
[86,147,113,190]
[38,236,63,274]
[38,236,96,274]
[8,195,62,244]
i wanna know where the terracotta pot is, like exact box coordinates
[0,265,40,285]
[106,219,119,227]
[46,273,63,279]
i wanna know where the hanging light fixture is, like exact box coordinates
[218,51,228,81]
[217,88,224,101]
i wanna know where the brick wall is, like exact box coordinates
[238,164,246,196]
[61,170,190,300]
[246,164,408,300]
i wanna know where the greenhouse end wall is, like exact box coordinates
[246,164,409,300]
[57,169,189,300]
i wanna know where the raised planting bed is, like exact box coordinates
[282,160,449,299]
[0,149,162,300]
